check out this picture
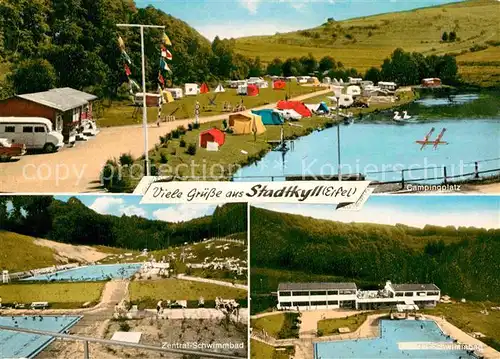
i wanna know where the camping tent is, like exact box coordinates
[165,88,183,99]
[251,109,284,125]
[311,77,320,86]
[277,100,312,117]
[273,80,286,90]
[199,128,225,148]
[228,113,266,135]
[185,83,199,96]
[163,90,174,103]
[214,84,225,93]
[275,109,302,121]
[247,84,259,97]
[200,83,209,94]
[134,93,161,107]
[305,102,329,114]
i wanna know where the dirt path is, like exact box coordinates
[0,89,331,193]
[177,274,248,290]
[34,238,109,263]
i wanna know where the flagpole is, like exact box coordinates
[117,23,165,177]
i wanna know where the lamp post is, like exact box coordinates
[117,23,165,176]
[332,86,343,181]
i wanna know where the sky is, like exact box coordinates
[54,195,217,223]
[254,195,500,229]
[135,0,463,40]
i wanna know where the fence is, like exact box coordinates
[230,157,500,189]
[0,325,246,359]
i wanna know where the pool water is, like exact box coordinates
[0,315,81,359]
[314,320,476,359]
[22,263,142,282]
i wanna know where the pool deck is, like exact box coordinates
[251,312,500,359]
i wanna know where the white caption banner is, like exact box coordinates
[139,181,372,205]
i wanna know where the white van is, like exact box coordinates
[0,117,64,152]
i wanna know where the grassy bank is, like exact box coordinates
[317,313,368,336]
[129,278,247,309]
[97,82,319,127]
[250,340,293,359]
[0,231,58,272]
[251,312,300,339]
[0,282,104,308]
[422,301,500,351]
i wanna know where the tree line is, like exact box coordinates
[0,196,247,250]
[250,207,500,301]
[364,48,458,86]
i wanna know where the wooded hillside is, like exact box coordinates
[0,196,247,250]
[250,206,500,300]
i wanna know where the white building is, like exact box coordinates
[348,77,363,85]
[277,282,357,311]
[277,281,440,311]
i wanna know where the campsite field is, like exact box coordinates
[129,278,247,309]
[234,0,500,87]
[0,231,58,272]
[96,82,320,127]
[0,282,104,308]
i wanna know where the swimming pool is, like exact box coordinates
[314,320,476,359]
[0,315,81,359]
[22,263,142,282]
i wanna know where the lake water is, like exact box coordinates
[234,94,500,183]
[314,320,476,359]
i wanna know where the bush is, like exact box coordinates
[180,139,186,147]
[119,322,131,332]
[187,123,193,131]
[119,153,134,166]
[193,122,200,129]
[345,34,353,40]
[442,31,449,42]
[449,31,457,42]
[177,125,187,135]
[186,143,197,155]
[171,129,180,139]
[160,152,168,164]
[470,44,488,52]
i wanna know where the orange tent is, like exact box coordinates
[247,84,259,96]
[200,83,209,94]
[273,80,286,90]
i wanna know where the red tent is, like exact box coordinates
[199,128,225,148]
[277,100,312,117]
[273,80,286,90]
[200,83,210,94]
[247,84,259,96]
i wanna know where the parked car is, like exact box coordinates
[0,138,26,161]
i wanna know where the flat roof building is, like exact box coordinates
[277,280,440,311]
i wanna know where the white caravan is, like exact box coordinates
[0,117,64,152]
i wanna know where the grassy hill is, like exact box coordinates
[0,231,59,272]
[235,0,500,86]
[250,206,500,301]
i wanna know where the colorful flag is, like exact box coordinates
[124,64,131,76]
[158,72,165,85]
[162,33,172,46]
[121,51,131,65]
[118,36,125,50]
[165,49,173,60]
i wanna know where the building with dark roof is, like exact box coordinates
[0,87,98,141]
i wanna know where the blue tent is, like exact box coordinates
[318,102,329,113]
[251,109,284,125]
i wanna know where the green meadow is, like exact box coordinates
[235,0,500,87]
